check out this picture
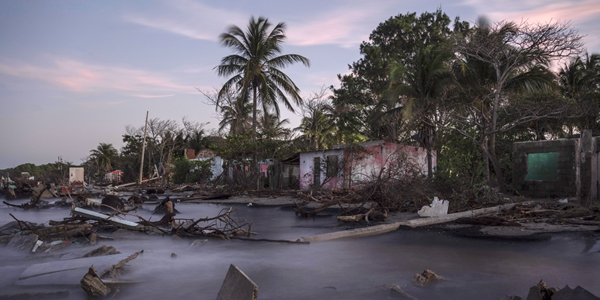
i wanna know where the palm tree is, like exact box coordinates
[90,143,118,176]
[385,45,455,177]
[558,52,600,132]
[215,16,310,143]
[296,100,336,151]
[259,111,291,140]
[218,96,252,135]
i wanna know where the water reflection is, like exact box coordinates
[1,200,599,299]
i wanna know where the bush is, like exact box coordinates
[173,158,213,184]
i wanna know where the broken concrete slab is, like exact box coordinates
[418,197,449,217]
[16,253,134,286]
[216,264,258,300]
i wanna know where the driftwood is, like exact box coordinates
[99,250,143,279]
[82,245,119,258]
[296,203,519,243]
[81,266,111,297]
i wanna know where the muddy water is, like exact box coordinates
[1,199,599,300]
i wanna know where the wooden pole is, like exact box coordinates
[139,111,149,184]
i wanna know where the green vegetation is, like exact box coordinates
[6,11,599,198]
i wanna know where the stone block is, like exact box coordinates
[216,264,258,300]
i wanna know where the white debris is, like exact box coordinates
[558,198,568,204]
[31,240,43,253]
[418,197,449,217]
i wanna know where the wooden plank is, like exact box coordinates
[72,207,140,230]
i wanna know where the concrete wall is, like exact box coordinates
[299,149,344,190]
[513,139,578,198]
[345,142,430,185]
[299,141,432,190]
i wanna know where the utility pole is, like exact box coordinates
[139,111,149,184]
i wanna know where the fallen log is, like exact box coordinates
[337,208,375,222]
[99,250,143,279]
[401,203,517,228]
[295,203,518,243]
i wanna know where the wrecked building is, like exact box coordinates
[280,153,300,189]
[186,148,224,181]
[513,129,600,205]
[299,140,432,190]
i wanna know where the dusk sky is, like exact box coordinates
[1,0,599,169]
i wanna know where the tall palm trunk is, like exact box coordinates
[252,85,260,190]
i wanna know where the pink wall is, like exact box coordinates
[299,141,434,190]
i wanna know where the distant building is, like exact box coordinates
[69,167,85,187]
[104,170,123,183]
[185,149,224,181]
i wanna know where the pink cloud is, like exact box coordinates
[0,57,195,97]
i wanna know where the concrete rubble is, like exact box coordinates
[417,197,449,217]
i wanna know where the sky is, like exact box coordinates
[1,0,599,169]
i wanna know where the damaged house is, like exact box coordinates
[299,140,432,190]
[185,148,224,181]
[513,129,600,205]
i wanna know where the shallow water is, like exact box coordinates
[1,198,599,300]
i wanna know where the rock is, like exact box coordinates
[388,284,417,299]
[553,285,600,300]
[216,264,258,300]
[412,269,443,286]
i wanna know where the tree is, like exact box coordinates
[453,19,584,192]
[215,16,310,190]
[296,88,337,151]
[385,44,455,177]
[558,52,600,132]
[90,143,118,177]
[200,87,252,136]
[331,9,463,142]
[215,16,310,143]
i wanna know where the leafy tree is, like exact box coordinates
[385,44,455,176]
[215,16,310,143]
[331,9,463,142]
[558,52,600,132]
[172,157,213,184]
[89,143,118,177]
[452,19,583,192]
[296,89,337,151]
